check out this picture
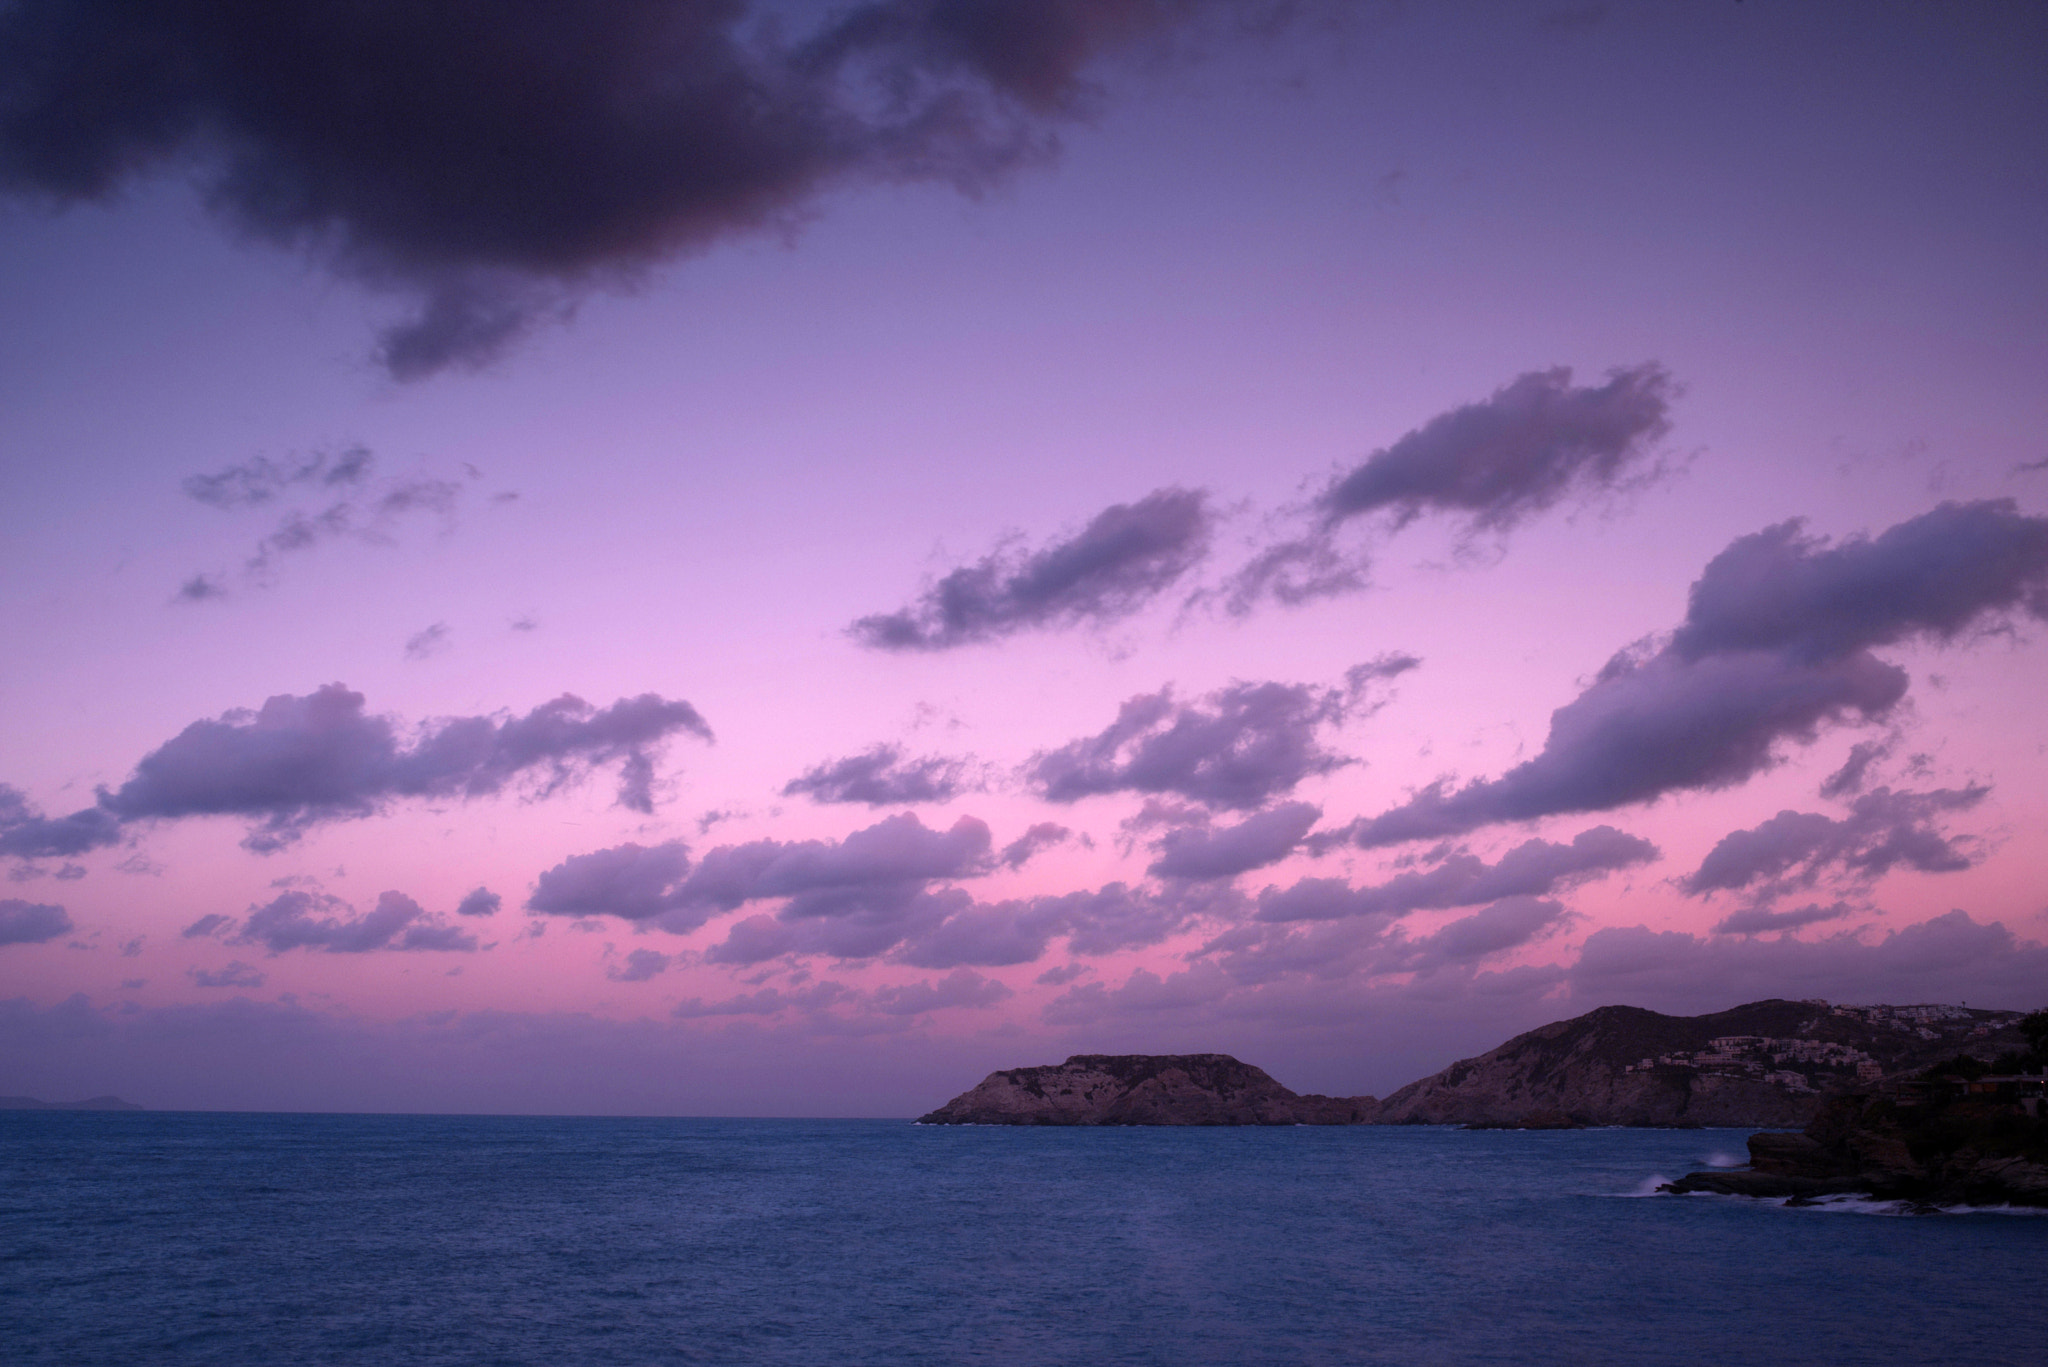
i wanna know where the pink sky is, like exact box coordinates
[3,1,2046,1114]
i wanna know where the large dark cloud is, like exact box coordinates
[1029,662,1413,811]
[76,684,709,852]
[230,889,478,954]
[1345,500,2048,847]
[1684,785,1988,898]
[1255,825,1658,922]
[853,487,1212,650]
[0,1,1270,378]
[1227,365,1674,610]
[0,898,72,946]
[782,744,967,806]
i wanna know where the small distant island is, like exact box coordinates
[0,1095,144,1111]
[920,998,2033,1129]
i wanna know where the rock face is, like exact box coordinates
[1661,1083,2048,1206]
[1372,1000,2026,1129]
[917,1054,1377,1126]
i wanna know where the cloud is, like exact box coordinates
[529,842,694,921]
[1226,365,1674,610]
[404,622,452,661]
[0,2,1273,378]
[531,813,994,955]
[782,745,967,806]
[0,898,72,945]
[1147,801,1321,880]
[1325,364,1674,533]
[607,949,672,983]
[230,889,479,954]
[1819,737,1893,799]
[181,913,234,939]
[853,487,1213,650]
[1684,785,1988,898]
[1029,674,1366,811]
[180,447,375,509]
[190,961,266,989]
[869,968,1013,1016]
[1711,901,1855,937]
[0,784,123,860]
[1345,501,2048,847]
[455,887,502,918]
[86,683,709,851]
[998,821,1072,869]
[1258,825,1659,922]
[1568,909,2048,1016]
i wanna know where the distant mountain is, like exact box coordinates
[1372,999,2026,1128]
[917,1053,1375,1126]
[0,1095,145,1111]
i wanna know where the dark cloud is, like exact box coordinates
[455,887,502,918]
[607,948,672,983]
[0,1,1274,378]
[181,913,234,939]
[528,842,693,921]
[403,622,452,661]
[1257,825,1659,922]
[1394,895,1572,975]
[1683,785,1988,897]
[190,961,266,989]
[0,784,123,860]
[531,813,994,951]
[1029,675,1364,811]
[1819,737,1892,799]
[853,487,1213,650]
[1322,364,1675,533]
[175,574,227,603]
[0,898,72,946]
[1226,365,1673,611]
[1147,801,1320,880]
[782,744,967,806]
[870,968,1012,1015]
[1710,901,1855,938]
[181,447,375,509]
[1346,501,2048,847]
[230,889,478,954]
[92,684,709,850]
[998,821,1072,869]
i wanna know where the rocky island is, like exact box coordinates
[917,1053,1376,1125]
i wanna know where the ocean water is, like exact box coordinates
[3,1113,2042,1366]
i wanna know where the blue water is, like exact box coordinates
[3,1113,2041,1366]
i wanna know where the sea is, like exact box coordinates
[4,1112,2043,1366]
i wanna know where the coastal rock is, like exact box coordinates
[917,1053,1377,1126]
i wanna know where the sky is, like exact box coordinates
[3,0,2047,1117]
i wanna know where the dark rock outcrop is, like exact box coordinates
[1662,1074,2048,1206]
[917,1053,1377,1126]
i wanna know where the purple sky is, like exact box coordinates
[3,1,2047,1115]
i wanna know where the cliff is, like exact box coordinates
[916,1053,1377,1126]
[1371,999,2025,1129]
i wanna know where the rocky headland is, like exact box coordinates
[1371,999,2025,1129]
[916,1053,1377,1126]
